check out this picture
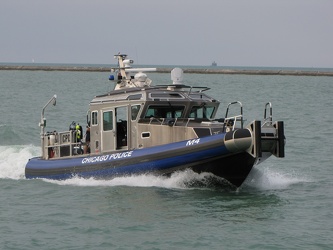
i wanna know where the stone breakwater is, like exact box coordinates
[1,65,332,76]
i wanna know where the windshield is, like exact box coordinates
[145,105,185,118]
[189,105,215,119]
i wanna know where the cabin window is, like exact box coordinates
[131,105,141,120]
[103,111,113,131]
[127,94,142,100]
[145,105,185,118]
[189,106,215,119]
[92,111,98,125]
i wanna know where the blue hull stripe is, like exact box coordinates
[26,133,231,179]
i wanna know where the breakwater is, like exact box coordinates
[1,65,332,76]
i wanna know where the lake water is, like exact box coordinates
[0,68,332,249]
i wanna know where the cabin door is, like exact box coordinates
[101,109,117,152]
[114,106,128,150]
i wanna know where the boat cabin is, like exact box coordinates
[87,84,222,154]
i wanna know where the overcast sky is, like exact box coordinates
[1,0,332,67]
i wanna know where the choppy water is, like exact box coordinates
[0,68,333,249]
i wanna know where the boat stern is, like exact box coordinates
[224,118,285,165]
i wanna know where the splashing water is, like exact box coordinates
[244,167,311,190]
[44,170,227,190]
[44,167,309,191]
[0,145,39,180]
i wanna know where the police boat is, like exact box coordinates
[25,54,285,187]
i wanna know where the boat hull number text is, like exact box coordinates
[186,138,200,146]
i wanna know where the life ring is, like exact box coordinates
[62,134,69,143]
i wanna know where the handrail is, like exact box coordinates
[140,117,207,128]
[149,117,163,125]
[263,102,273,125]
[43,130,84,159]
[224,101,243,129]
[40,95,57,158]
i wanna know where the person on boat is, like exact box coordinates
[84,126,90,154]
[75,123,83,142]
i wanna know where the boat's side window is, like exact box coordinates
[92,111,98,125]
[131,105,141,120]
[103,111,113,131]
